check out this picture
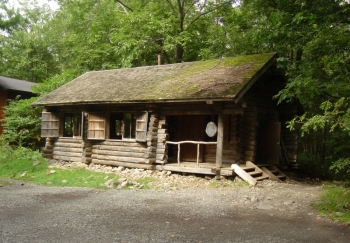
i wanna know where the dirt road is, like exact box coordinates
[0,179,349,243]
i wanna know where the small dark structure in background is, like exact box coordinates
[0,76,38,135]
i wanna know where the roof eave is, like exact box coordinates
[32,97,237,107]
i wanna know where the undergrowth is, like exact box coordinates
[314,184,350,225]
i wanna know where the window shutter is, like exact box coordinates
[87,112,106,139]
[41,112,60,137]
[135,112,148,142]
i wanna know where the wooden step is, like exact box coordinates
[255,175,270,181]
[248,171,262,177]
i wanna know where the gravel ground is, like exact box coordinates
[1,177,349,243]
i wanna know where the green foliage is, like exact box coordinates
[0,1,59,82]
[31,70,77,96]
[0,142,43,164]
[314,185,350,225]
[330,158,350,180]
[2,97,42,148]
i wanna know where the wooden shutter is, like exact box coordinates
[87,112,106,140]
[41,112,60,137]
[135,112,148,142]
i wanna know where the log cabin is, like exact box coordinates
[0,76,38,135]
[32,53,302,182]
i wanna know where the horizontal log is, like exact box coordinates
[147,127,158,132]
[54,142,84,148]
[148,122,157,128]
[157,129,167,134]
[53,151,83,157]
[144,158,156,164]
[56,138,83,143]
[91,154,146,163]
[157,134,168,139]
[144,152,156,159]
[158,124,167,129]
[53,147,83,153]
[92,145,147,152]
[95,140,146,147]
[158,138,167,143]
[150,117,158,122]
[147,146,157,152]
[156,148,168,154]
[81,157,92,163]
[147,135,158,140]
[156,159,166,164]
[82,151,92,157]
[53,155,82,162]
[157,143,167,149]
[92,159,159,168]
[83,148,92,153]
[147,140,157,146]
[91,149,144,158]
[156,154,168,161]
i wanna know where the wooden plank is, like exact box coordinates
[53,147,84,153]
[92,145,147,153]
[261,167,282,182]
[95,140,147,147]
[54,142,84,148]
[56,138,83,143]
[91,154,146,163]
[53,155,82,162]
[231,164,257,186]
[53,151,83,157]
[215,114,224,178]
[92,149,144,158]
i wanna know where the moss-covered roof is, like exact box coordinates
[32,53,277,106]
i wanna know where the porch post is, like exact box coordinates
[215,113,224,180]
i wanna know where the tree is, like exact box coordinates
[0,1,59,82]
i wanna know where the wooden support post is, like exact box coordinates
[215,113,224,180]
[196,143,200,167]
[177,144,180,165]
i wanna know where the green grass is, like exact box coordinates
[313,184,350,225]
[0,157,121,189]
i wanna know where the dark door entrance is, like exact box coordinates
[256,122,281,164]
[177,115,206,161]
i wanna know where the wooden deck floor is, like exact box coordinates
[157,162,234,176]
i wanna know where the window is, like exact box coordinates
[110,113,136,139]
[87,111,148,141]
[63,113,82,137]
[109,112,148,141]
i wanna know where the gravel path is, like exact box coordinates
[1,178,349,243]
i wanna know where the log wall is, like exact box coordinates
[52,138,84,162]
[91,140,148,164]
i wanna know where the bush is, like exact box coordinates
[2,97,43,149]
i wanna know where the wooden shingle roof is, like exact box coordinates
[32,53,277,106]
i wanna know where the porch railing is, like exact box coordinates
[166,141,217,166]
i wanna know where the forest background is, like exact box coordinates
[0,0,349,180]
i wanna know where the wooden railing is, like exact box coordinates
[166,141,217,166]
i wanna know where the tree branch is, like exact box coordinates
[116,0,133,13]
[185,0,232,31]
